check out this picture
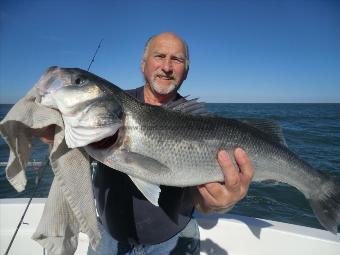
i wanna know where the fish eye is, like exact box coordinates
[74,76,87,86]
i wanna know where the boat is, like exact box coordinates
[1,198,339,254]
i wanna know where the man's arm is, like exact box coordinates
[194,148,254,213]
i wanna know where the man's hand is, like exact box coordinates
[195,148,254,213]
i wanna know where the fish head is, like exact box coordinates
[36,66,123,148]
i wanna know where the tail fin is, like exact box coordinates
[309,179,340,234]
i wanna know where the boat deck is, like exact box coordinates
[1,198,339,254]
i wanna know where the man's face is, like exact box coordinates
[142,35,188,95]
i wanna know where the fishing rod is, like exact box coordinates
[87,38,103,71]
[4,39,104,255]
[1,39,104,170]
[4,154,50,255]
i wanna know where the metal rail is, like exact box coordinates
[0,162,44,167]
[0,161,97,167]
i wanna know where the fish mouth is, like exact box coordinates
[35,67,59,94]
[35,66,76,109]
[36,78,65,109]
[35,66,73,96]
[38,79,64,97]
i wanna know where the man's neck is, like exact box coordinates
[143,84,176,105]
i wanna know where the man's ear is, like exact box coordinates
[141,60,145,73]
[183,66,189,81]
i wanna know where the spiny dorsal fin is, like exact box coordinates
[238,118,287,146]
[164,100,287,145]
[163,96,211,116]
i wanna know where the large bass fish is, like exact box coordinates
[36,66,340,234]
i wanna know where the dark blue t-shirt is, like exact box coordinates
[92,86,194,245]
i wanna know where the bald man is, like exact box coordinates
[86,32,254,255]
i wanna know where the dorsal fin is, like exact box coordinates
[163,96,211,116]
[238,118,287,146]
[164,100,287,146]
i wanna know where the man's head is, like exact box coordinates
[142,32,189,96]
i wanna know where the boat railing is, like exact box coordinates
[0,161,98,167]
[0,162,44,167]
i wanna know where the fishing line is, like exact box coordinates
[5,39,104,254]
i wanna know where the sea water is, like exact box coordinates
[1,103,339,230]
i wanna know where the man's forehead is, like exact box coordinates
[149,36,186,56]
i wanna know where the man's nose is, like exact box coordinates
[162,58,173,73]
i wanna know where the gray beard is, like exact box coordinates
[150,80,179,95]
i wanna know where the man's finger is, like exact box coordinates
[217,150,240,191]
[234,148,254,184]
[234,148,254,198]
[197,184,234,209]
[202,182,230,200]
[197,185,218,206]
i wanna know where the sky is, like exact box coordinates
[0,0,339,103]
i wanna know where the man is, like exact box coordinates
[40,32,254,254]
[87,32,254,254]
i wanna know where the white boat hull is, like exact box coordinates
[1,198,339,255]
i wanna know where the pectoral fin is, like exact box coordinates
[85,147,170,195]
[117,150,170,172]
[129,175,161,206]
[97,149,171,178]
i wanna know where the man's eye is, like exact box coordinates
[173,58,184,64]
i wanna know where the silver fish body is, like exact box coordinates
[36,66,340,234]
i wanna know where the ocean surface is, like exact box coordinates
[0,103,339,231]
